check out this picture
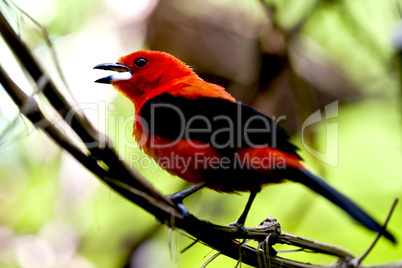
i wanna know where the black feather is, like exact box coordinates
[140,93,300,157]
[288,168,396,243]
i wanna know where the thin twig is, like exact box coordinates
[201,253,220,268]
[350,198,399,267]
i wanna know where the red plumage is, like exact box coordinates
[94,50,395,242]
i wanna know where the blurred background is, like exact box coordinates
[0,0,402,267]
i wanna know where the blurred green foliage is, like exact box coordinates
[0,0,401,267]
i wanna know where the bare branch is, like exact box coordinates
[349,199,399,267]
[0,4,400,268]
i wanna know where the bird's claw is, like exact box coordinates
[167,194,189,217]
[229,221,248,235]
[176,203,189,217]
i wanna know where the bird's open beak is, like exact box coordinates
[93,63,132,84]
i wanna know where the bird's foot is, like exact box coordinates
[167,193,189,217]
[229,221,248,235]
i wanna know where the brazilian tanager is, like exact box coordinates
[94,50,394,242]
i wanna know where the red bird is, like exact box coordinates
[95,50,394,242]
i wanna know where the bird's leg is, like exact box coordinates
[167,183,206,216]
[230,189,259,233]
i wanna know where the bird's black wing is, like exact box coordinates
[140,92,299,157]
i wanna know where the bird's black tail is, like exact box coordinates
[289,168,395,243]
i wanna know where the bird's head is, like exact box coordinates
[94,50,195,103]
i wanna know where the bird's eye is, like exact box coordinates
[134,57,148,67]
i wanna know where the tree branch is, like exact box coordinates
[0,5,400,268]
